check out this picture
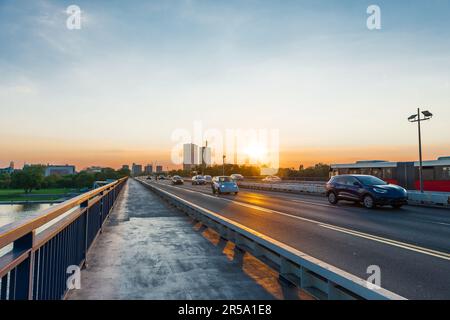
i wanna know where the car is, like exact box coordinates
[146,176,152,180]
[211,176,239,195]
[157,175,166,180]
[192,175,207,185]
[230,174,244,181]
[204,175,212,183]
[262,175,282,182]
[325,174,408,209]
[171,175,184,185]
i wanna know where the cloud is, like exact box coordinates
[0,84,38,96]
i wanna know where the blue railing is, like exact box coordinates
[0,177,127,300]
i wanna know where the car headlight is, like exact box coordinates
[373,187,388,194]
[221,185,225,188]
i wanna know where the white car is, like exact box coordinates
[230,174,244,181]
[262,175,282,182]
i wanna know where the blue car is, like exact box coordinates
[212,176,239,195]
[326,175,408,209]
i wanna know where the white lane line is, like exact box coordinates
[319,224,450,261]
[291,199,335,208]
[155,181,450,261]
[431,222,450,227]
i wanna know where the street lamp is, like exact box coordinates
[222,155,226,176]
[408,108,433,193]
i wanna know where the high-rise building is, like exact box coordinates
[201,141,212,167]
[131,163,142,176]
[183,143,199,171]
[144,164,153,175]
[156,165,163,173]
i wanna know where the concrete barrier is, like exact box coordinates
[238,182,326,195]
[407,191,450,207]
[137,178,406,300]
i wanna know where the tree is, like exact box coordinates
[0,173,11,189]
[117,167,131,177]
[74,172,96,189]
[11,165,45,193]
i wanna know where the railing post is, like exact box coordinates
[12,231,35,300]
[81,199,89,268]
[99,191,104,233]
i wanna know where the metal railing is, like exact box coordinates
[137,178,405,300]
[0,177,127,300]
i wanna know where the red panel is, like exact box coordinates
[384,179,398,185]
[414,180,450,192]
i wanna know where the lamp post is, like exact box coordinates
[222,155,226,176]
[408,108,433,193]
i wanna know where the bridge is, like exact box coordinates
[0,177,449,300]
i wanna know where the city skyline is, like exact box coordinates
[1,0,449,170]
[2,142,450,172]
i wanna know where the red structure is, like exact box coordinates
[330,157,450,192]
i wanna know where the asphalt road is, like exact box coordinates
[144,179,450,300]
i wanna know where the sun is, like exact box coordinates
[244,144,268,163]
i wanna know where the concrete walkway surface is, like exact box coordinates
[68,179,305,300]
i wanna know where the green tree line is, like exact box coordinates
[277,163,330,179]
[0,166,130,193]
[169,164,261,177]
[168,163,330,178]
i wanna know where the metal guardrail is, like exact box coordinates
[137,178,405,300]
[238,181,326,195]
[0,177,127,300]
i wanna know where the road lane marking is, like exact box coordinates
[291,199,335,208]
[319,224,450,261]
[153,181,450,261]
[431,222,450,227]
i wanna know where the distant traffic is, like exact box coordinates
[146,172,417,210]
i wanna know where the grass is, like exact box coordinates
[0,188,78,202]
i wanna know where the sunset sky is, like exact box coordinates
[1,0,449,170]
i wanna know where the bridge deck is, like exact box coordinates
[68,179,304,300]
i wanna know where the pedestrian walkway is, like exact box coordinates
[68,179,305,299]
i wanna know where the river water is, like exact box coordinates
[0,203,55,228]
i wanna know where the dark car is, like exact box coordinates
[326,174,408,209]
[192,175,207,185]
[171,175,184,185]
